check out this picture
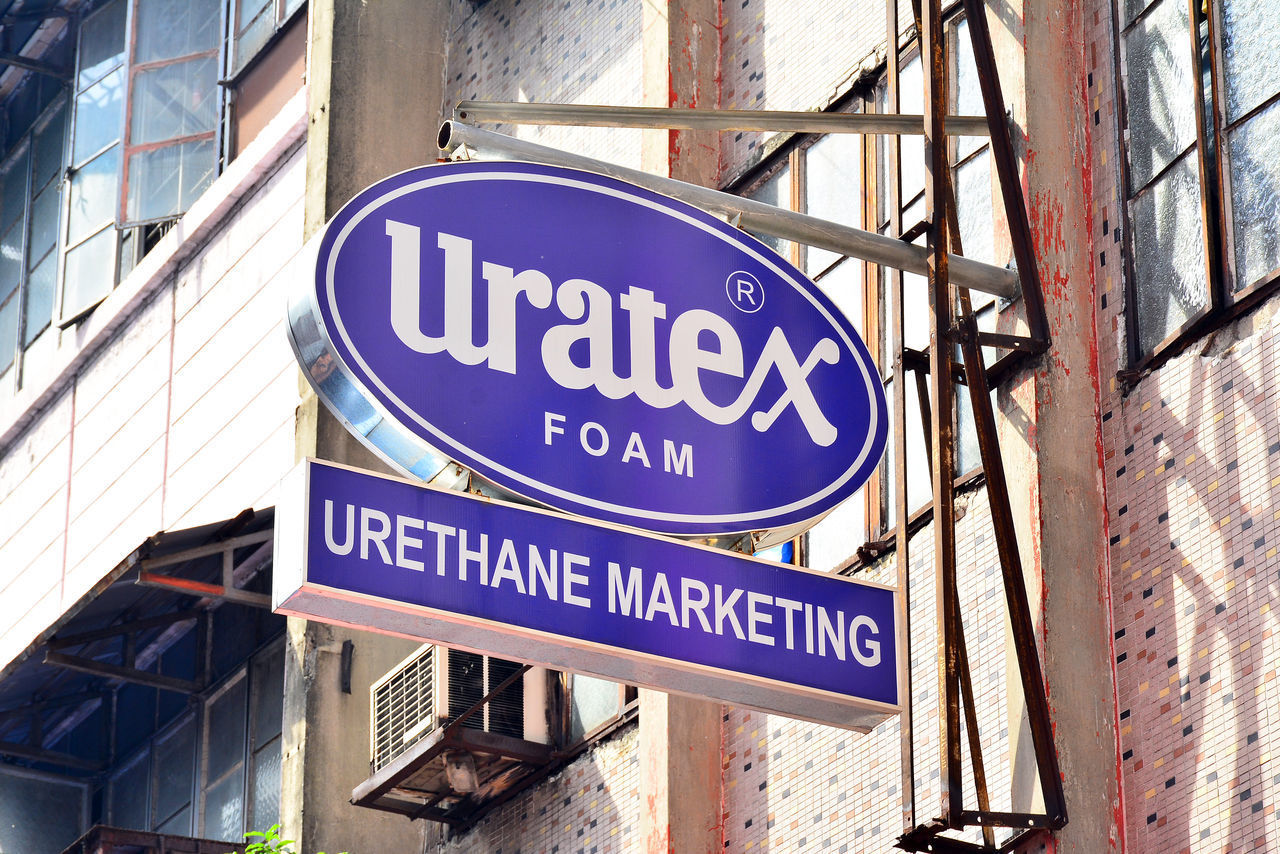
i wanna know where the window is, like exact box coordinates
[1117,0,1280,363]
[60,0,222,327]
[735,11,1012,569]
[104,641,285,843]
[231,0,305,75]
[0,98,66,383]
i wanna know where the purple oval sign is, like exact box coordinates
[293,161,887,536]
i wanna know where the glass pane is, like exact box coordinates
[956,148,995,265]
[62,227,117,322]
[154,717,196,827]
[569,675,622,742]
[1221,0,1280,122]
[202,769,244,842]
[881,371,933,530]
[32,103,66,190]
[236,0,276,69]
[68,145,120,243]
[0,768,86,854]
[27,181,60,264]
[156,805,192,835]
[0,147,30,235]
[807,492,866,572]
[73,67,124,166]
[0,291,17,375]
[1122,0,1198,190]
[136,0,221,64]
[78,0,127,89]
[1124,0,1158,27]
[0,222,22,303]
[111,753,150,830]
[126,137,216,223]
[250,738,282,833]
[816,258,864,335]
[130,56,218,145]
[746,163,791,258]
[899,54,925,204]
[954,18,986,160]
[1228,99,1280,290]
[23,252,56,346]
[1129,151,1206,355]
[252,650,285,742]
[206,677,248,782]
[805,133,861,274]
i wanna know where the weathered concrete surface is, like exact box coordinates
[993,0,1123,849]
[284,2,453,852]
[636,2,724,852]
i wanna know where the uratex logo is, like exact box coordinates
[290,161,887,536]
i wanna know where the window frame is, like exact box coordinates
[1114,0,1280,370]
[729,12,1022,565]
[0,94,68,389]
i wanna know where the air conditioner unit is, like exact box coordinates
[370,643,550,773]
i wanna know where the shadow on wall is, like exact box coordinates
[1115,333,1280,851]
[433,726,638,854]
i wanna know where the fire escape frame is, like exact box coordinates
[441,0,1067,848]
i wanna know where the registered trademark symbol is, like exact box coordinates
[726,270,764,313]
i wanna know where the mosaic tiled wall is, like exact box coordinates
[439,726,641,854]
[1087,0,1280,850]
[445,0,644,169]
[719,0,895,179]
[724,491,1032,851]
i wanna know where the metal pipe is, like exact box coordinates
[454,100,993,137]
[437,122,1022,300]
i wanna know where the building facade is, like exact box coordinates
[0,0,1274,852]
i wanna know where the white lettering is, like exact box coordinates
[817,606,846,661]
[850,615,882,667]
[426,521,455,576]
[544,411,566,445]
[714,584,745,640]
[359,507,392,563]
[746,592,775,646]
[563,552,591,607]
[645,572,679,626]
[491,538,526,593]
[680,578,712,632]
[324,500,354,555]
[621,432,651,467]
[663,440,694,478]
[609,563,642,616]
[458,528,487,583]
[528,546,558,600]
[775,596,802,650]
[580,422,609,456]
[389,232,845,447]
[396,515,425,571]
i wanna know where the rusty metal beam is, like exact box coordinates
[959,0,1049,347]
[922,0,963,829]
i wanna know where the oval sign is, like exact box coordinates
[290,161,887,537]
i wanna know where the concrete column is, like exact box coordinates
[989,0,1122,849]
[284,2,453,852]
[636,2,723,853]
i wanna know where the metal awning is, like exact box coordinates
[0,508,276,776]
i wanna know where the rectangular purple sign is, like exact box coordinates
[274,460,900,730]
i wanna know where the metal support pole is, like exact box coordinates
[922,0,963,829]
[438,121,1022,300]
[959,0,1049,347]
[454,100,994,136]
[886,0,915,832]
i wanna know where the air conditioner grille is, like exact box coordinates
[447,651,525,739]
[372,646,434,771]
